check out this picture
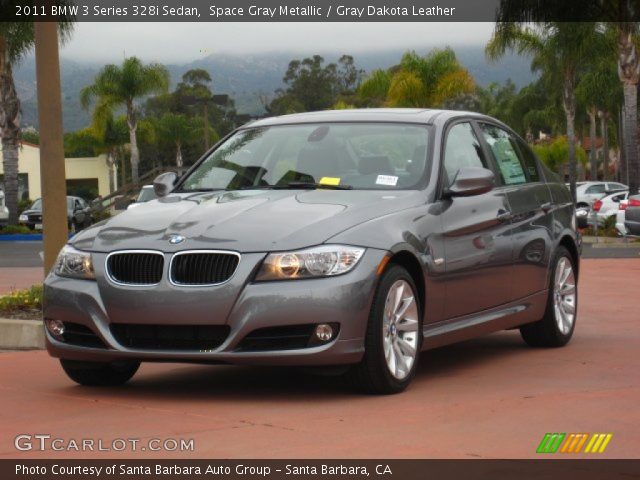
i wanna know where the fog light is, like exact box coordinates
[315,323,334,342]
[45,319,65,338]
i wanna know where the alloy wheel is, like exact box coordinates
[553,257,576,335]
[382,279,419,380]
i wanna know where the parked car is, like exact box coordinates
[44,109,580,394]
[574,181,627,208]
[127,185,156,210]
[616,198,629,235]
[19,196,92,233]
[0,190,8,226]
[589,191,628,227]
[624,194,640,236]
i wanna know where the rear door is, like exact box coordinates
[438,120,514,319]
[477,123,554,299]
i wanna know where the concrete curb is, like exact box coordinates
[0,318,45,350]
[590,243,640,249]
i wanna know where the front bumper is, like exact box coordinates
[43,248,387,366]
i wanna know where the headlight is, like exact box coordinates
[255,245,365,281]
[19,214,28,222]
[53,245,95,280]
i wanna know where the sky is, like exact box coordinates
[60,22,495,63]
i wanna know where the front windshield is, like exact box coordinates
[178,123,431,191]
[31,199,42,210]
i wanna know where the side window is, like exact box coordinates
[514,138,541,182]
[479,123,537,185]
[443,122,486,187]
[585,184,605,194]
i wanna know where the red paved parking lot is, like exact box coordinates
[0,267,43,295]
[0,259,638,459]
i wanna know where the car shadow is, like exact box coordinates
[60,331,532,401]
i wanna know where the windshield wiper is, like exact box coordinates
[272,182,353,190]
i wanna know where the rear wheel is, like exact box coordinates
[520,246,577,347]
[60,359,140,386]
[348,265,422,394]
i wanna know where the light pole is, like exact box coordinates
[34,22,68,273]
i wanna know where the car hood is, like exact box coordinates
[21,209,42,215]
[72,189,424,253]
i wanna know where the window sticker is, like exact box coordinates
[319,177,341,186]
[376,175,398,186]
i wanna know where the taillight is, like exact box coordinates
[629,198,640,207]
[620,202,628,210]
[593,200,602,212]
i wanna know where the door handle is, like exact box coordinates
[540,202,553,213]
[497,210,513,222]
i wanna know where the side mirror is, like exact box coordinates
[153,172,178,198]
[446,166,495,197]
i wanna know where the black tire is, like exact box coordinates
[520,246,578,347]
[60,359,140,386]
[348,264,422,394]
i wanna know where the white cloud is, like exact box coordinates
[61,22,494,63]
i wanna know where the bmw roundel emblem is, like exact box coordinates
[168,234,186,245]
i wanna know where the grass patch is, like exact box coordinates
[0,225,34,235]
[0,285,43,319]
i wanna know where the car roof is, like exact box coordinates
[244,108,505,128]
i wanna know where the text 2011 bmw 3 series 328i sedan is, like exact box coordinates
[44,109,580,394]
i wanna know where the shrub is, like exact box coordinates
[0,225,32,235]
[0,285,43,314]
[18,198,33,214]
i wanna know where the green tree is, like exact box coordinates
[0,18,73,224]
[268,55,363,114]
[487,22,603,201]
[175,69,215,150]
[155,113,206,167]
[358,48,475,108]
[534,136,588,174]
[357,69,392,106]
[80,57,169,183]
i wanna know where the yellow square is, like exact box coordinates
[319,177,341,186]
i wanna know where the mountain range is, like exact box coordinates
[13,46,534,132]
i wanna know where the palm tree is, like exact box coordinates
[575,45,621,181]
[613,22,640,194]
[358,48,475,108]
[0,21,72,225]
[487,22,602,201]
[155,112,202,168]
[80,57,169,183]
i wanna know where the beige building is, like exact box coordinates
[0,142,117,201]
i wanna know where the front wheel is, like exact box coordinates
[520,246,577,347]
[348,265,422,394]
[60,359,140,386]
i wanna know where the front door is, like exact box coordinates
[438,121,514,319]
